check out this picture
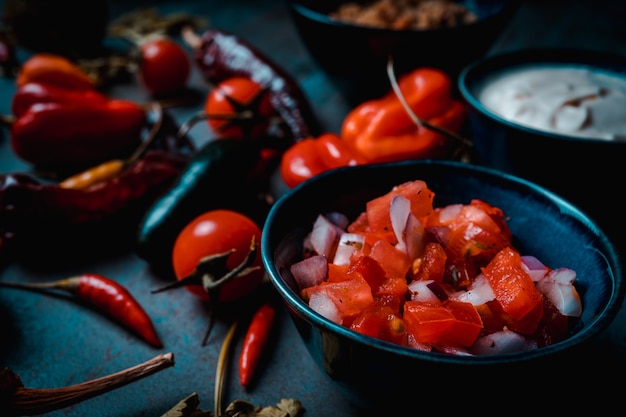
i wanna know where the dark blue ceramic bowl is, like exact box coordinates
[458,48,626,251]
[288,0,520,103]
[262,160,624,413]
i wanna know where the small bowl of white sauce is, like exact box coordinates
[458,48,626,250]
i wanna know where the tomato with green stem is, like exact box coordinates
[204,76,275,140]
[169,209,264,303]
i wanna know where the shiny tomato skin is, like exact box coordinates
[204,77,274,139]
[172,210,264,302]
[139,38,190,96]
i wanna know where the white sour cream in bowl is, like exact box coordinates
[476,65,626,141]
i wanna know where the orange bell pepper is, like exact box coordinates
[341,67,466,163]
[279,132,367,188]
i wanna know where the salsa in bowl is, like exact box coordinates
[262,160,624,413]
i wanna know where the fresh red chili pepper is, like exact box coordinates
[11,81,108,117]
[341,67,467,163]
[16,53,96,90]
[0,274,163,348]
[182,27,319,142]
[10,95,147,169]
[280,132,367,188]
[239,303,275,387]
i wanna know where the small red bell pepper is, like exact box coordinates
[280,132,367,188]
[10,82,146,168]
[341,67,466,164]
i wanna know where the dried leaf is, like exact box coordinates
[161,392,212,417]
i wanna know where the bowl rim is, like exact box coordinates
[458,47,626,145]
[287,0,521,35]
[262,159,625,365]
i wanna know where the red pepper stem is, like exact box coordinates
[4,352,174,416]
[126,101,164,164]
[0,277,81,293]
[176,109,257,139]
[386,56,473,148]
[0,114,15,126]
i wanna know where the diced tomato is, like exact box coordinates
[413,242,447,282]
[369,239,411,280]
[529,297,570,347]
[375,277,408,315]
[350,304,407,345]
[347,254,386,291]
[364,180,434,238]
[327,263,350,282]
[425,200,512,263]
[475,302,507,335]
[403,300,483,347]
[482,247,544,334]
[307,278,375,326]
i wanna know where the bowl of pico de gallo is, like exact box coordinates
[261,159,624,414]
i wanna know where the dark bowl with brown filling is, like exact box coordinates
[287,0,521,103]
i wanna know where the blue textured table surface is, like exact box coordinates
[1,1,625,416]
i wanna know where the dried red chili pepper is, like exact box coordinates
[0,150,188,258]
[238,303,276,387]
[182,27,319,142]
[0,274,163,348]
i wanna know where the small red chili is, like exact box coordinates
[0,273,163,348]
[238,303,275,387]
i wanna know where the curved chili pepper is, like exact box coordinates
[16,53,95,90]
[0,274,163,348]
[0,150,188,258]
[341,67,467,163]
[183,27,319,142]
[239,303,275,387]
[11,81,107,117]
[280,132,367,188]
[11,98,147,168]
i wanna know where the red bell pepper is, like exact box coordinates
[341,67,466,163]
[279,132,367,188]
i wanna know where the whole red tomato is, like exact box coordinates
[139,38,190,96]
[204,77,275,139]
[172,209,264,302]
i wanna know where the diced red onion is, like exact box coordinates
[309,290,341,324]
[333,232,365,266]
[536,268,582,317]
[521,255,549,282]
[470,329,537,355]
[290,255,329,290]
[390,194,411,253]
[408,280,442,304]
[309,214,342,258]
[449,274,495,305]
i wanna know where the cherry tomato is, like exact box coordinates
[139,38,190,96]
[204,77,275,139]
[172,209,264,302]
